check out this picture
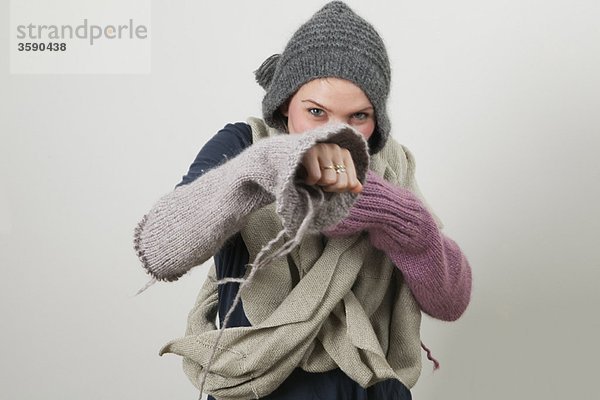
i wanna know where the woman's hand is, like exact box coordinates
[298,142,363,193]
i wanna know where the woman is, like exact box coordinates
[134,2,472,399]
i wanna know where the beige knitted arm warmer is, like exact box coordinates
[133,123,370,282]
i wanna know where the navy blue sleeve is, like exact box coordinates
[175,122,253,188]
[175,122,254,330]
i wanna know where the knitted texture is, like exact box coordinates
[160,118,426,399]
[133,122,369,282]
[323,169,472,321]
[255,1,392,155]
[135,118,469,399]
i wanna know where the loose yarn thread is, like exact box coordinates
[197,186,325,398]
[135,277,157,296]
[420,341,440,371]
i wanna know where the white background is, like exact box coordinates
[1,0,599,399]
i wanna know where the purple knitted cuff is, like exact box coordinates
[322,170,432,252]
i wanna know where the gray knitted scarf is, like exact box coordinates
[159,117,424,400]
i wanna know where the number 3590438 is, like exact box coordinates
[18,42,67,51]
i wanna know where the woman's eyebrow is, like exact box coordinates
[301,99,331,112]
[301,99,374,112]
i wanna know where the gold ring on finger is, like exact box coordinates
[334,164,347,174]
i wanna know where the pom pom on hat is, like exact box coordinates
[254,54,281,90]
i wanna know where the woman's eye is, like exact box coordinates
[308,108,324,117]
[353,112,369,120]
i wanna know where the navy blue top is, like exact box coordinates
[176,122,412,400]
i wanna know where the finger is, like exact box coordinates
[315,144,340,186]
[318,161,338,186]
[341,149,363,193]
[301,147,322,185]
[322,167,348,192]
[322,153,348,193]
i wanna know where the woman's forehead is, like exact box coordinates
[295,78,372,105]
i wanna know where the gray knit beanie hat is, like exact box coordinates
[254,1,392,155]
